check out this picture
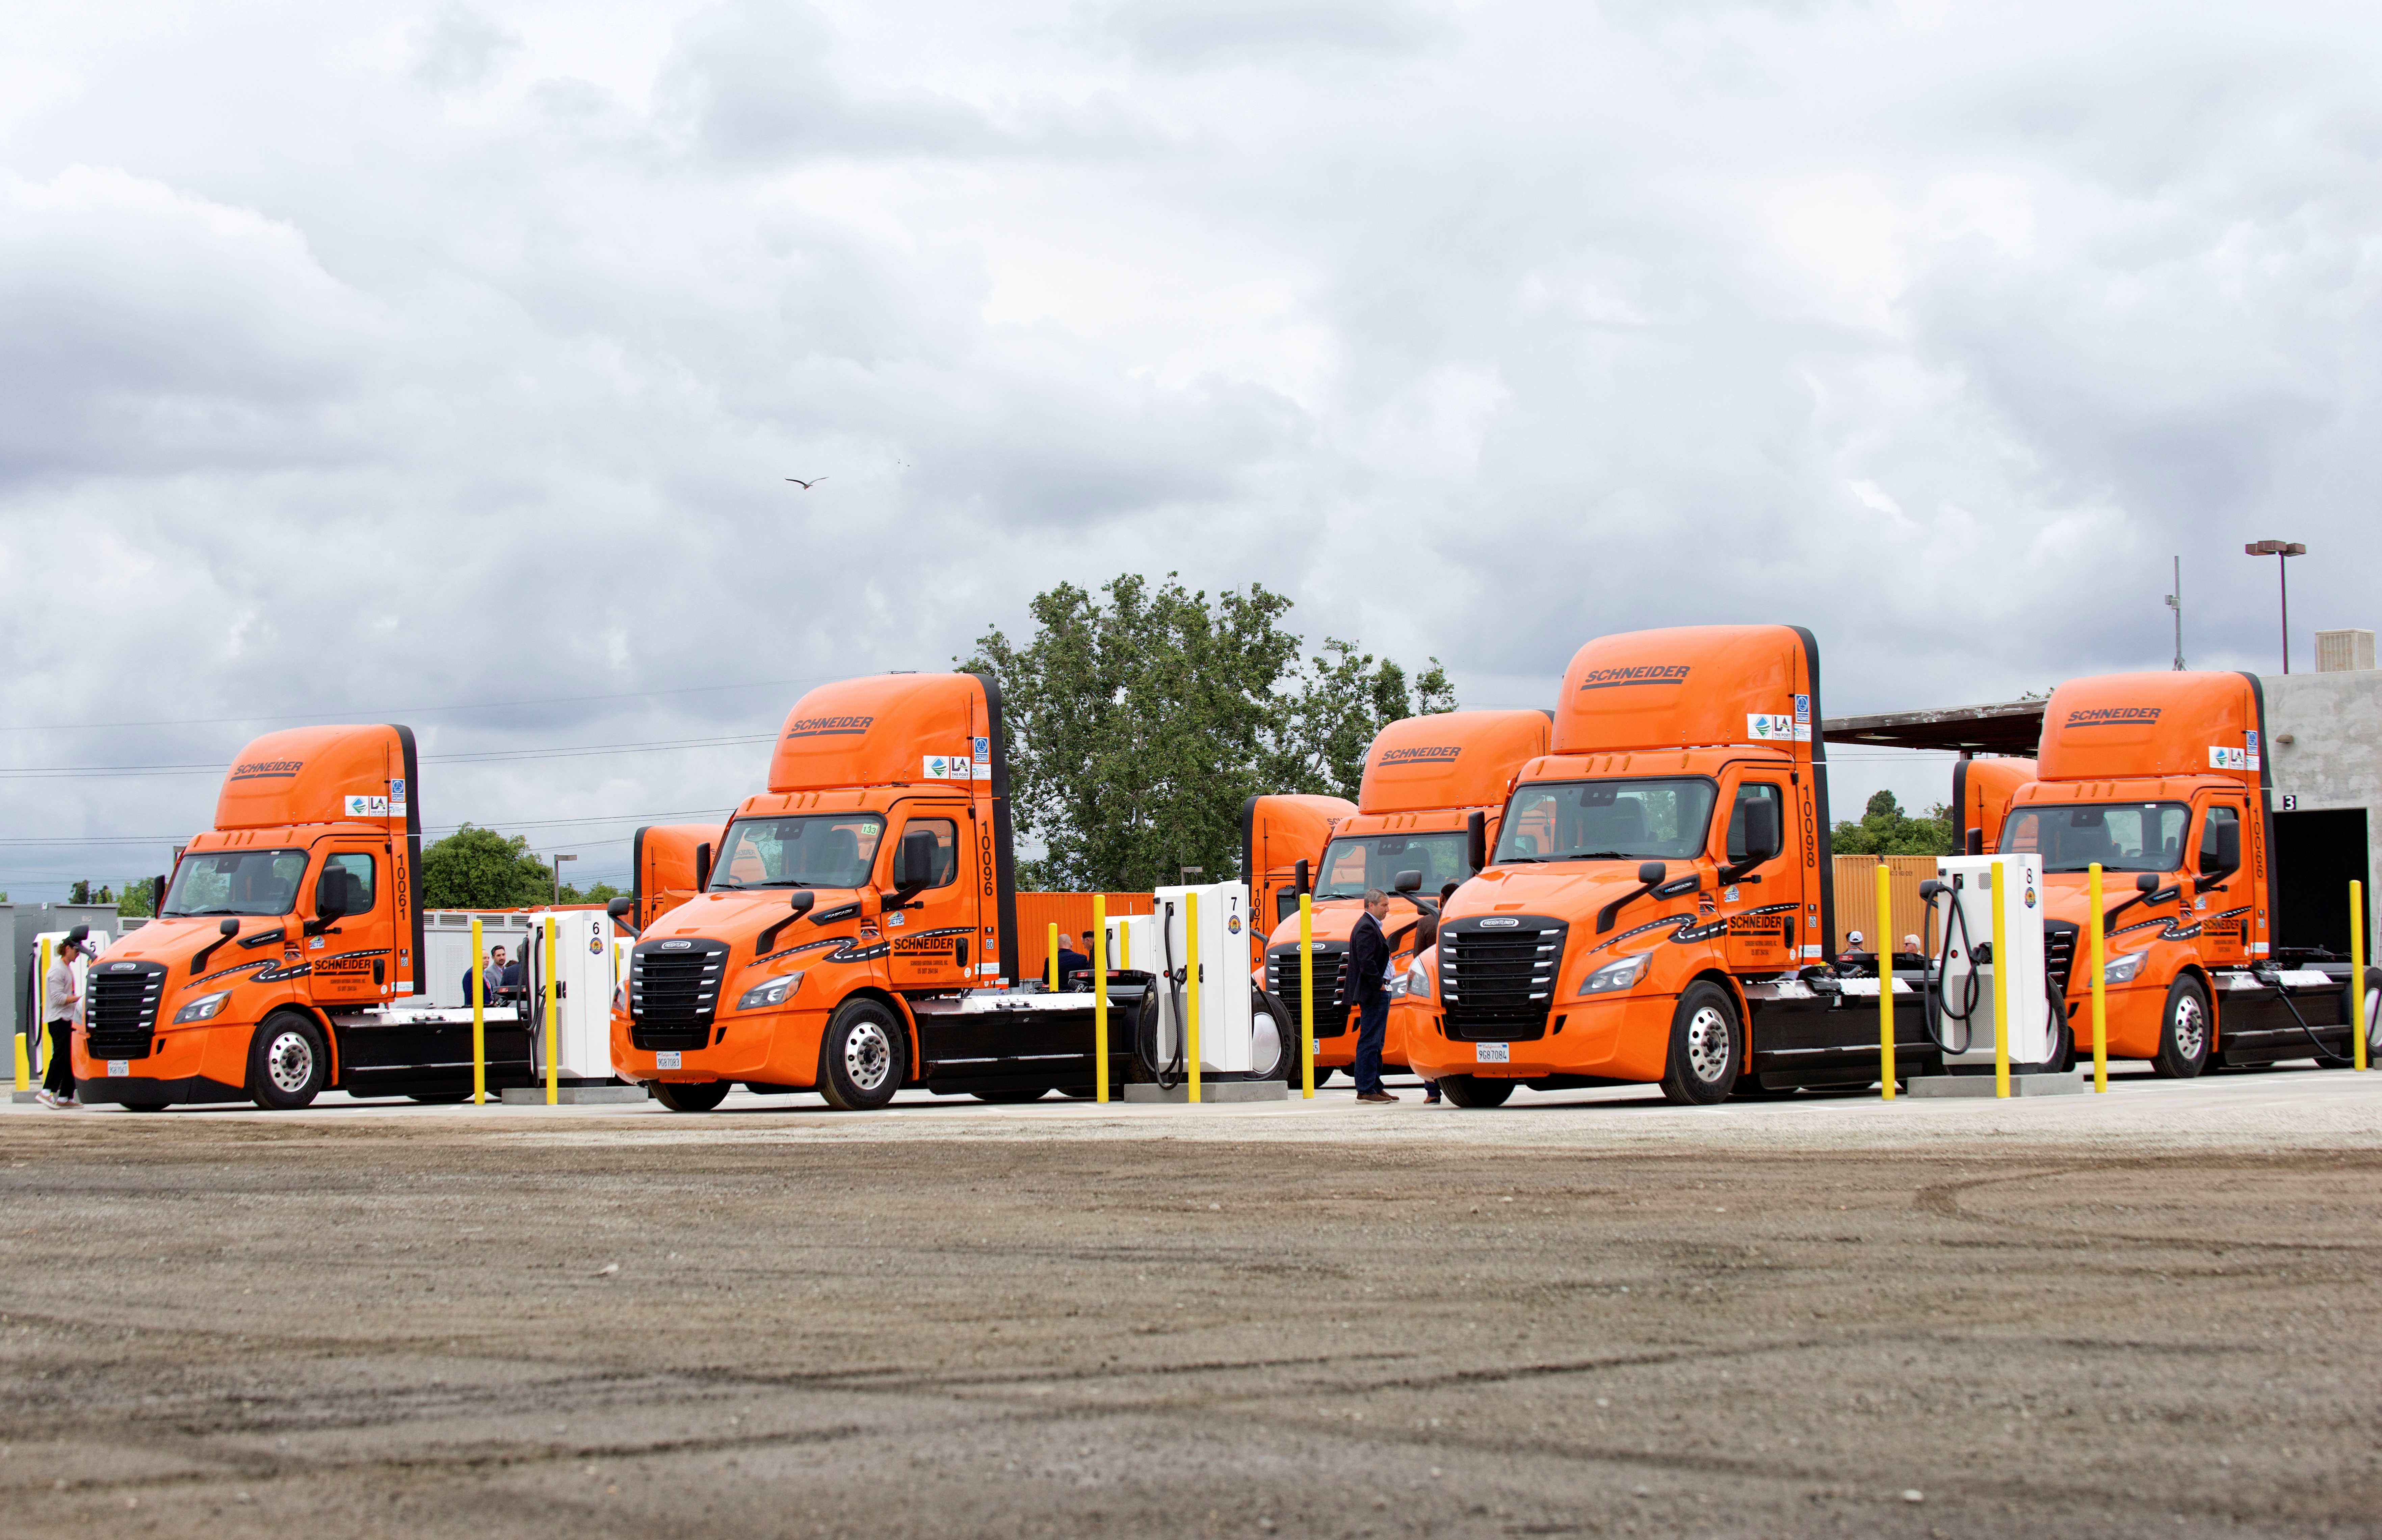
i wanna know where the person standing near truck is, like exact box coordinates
[38,929,86,1108]
[1350,890,1396,1102]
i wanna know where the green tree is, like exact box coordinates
[115,877,157,918]
[559,880,625,906]
[421,824,556,908]
[963,573,1456,890]
[1831,790,1957,856]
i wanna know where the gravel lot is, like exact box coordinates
[3,1068,2379,1537]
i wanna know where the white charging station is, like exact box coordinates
[502,908,642,1103]
[1909,852,2080,1094]
[1111,881,1282,1101]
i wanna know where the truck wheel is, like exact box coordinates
[1437,1073,1515,1108]
[1660,982,1740,1105]
[1251,989,1297,1083]
[653,1080,730,1112]
[2349,969,2381,1059]
[2151,975,2211,1078]
[1311,1066,1335,1088]
[248,1013,329,1110]
[818,999,907,1111]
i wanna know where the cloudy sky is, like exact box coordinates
[4,0,2377,898]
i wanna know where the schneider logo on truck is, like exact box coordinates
[1576,665,1691,691]
[2063,706,2163,728]
[1379,746,1463,765]
[784,715,874,739]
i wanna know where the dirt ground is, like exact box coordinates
[3,1073,2380,1537]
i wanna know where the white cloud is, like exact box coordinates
[3,0,2380,893]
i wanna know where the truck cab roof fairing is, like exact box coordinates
[1552,625,1817,757]
[1356,710,1554,815]
[2035,672,2264,786]
[214,725,412,830]
[767,674,988,793]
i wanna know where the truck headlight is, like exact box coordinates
[2101,950,2146,986]
[736,971,804,1011]
[1580,953,1650,995]
[1402,961,1432,1001]
[173,990,233,1023]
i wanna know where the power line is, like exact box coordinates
[0,674,839,734]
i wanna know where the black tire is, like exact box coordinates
[247,1012,329,1110]
[1437,1073,1515,1108]
[120,1101,169,1114]
[2042,995,2075,1074]
[817,998,907,1111]
[2348,969,2381,1063]
[653,1080,731,1112]
[1311,1065,1335,1088]
[2151,974,2212,1079]
[971,1087,1049,1103]
[1252,989,1298,1084]
[1660,982,1740,1105]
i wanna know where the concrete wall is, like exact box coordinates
[2260,669,2382,958]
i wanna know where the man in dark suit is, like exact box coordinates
[1054,933,1091,989]
[1349,888,1396,1102]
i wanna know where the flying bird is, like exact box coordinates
[785,476,828,489]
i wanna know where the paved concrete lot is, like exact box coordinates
[4,1067,2379,1537]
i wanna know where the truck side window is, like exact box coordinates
[1726,784,1783,863]
[324,852,375,910]
[907,819,960,888]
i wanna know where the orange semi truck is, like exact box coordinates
[70,725,524,1110]
[1992,671,2377,1074]
[1254,710,1552,1080]
[612,671,1298,1110]
[1407,625,1943,1107]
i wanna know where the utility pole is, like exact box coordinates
[1180,865,1204,887]
[2165,556,2184,670]
[2244,540,2307,673]
[552,852,576,906]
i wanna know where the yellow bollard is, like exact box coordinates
[471,916,487,1106]
[1186,890,1202,1104]
[1120,920,1130,971]
[1299,891,1315,1100]
[543,915,559,1106]
[2089,864,2108,1092]
[1094,896,1109,1103]
[1877,863,1895,1100]
[1991,863,2010,1099]
[1048,921,1059,991]
[2353,879,2366,1072]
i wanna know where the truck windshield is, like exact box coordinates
[163,849,310,916]
[1495,778,1717,863]
[2002,802,2189,872]
[1315,833,1469,900]
[710,815,885,890]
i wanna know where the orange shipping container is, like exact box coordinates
[1016,892,1157,984]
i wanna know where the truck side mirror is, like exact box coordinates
[1966,826,1985,855]
[895,828,938,892]
[219,918,239,937]
[1466,810,1487,872]
[1293,857,1310,895]
[2200,820,2240,878]
[1637,860,1668,886]
[694,841,713,893]
[1393,869,1423,894]
[314,870,350,923]
[606,896,639,937]
[1739,799,1782,865]
[2136,872,2160,894]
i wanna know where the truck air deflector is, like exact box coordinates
[971,668,1022,986]
[1789,626,1834,965]
[395,724,424,994]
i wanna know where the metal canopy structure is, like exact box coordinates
[1820,699,2046,755]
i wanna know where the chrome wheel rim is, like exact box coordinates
[2172,994,2207,1062]
[1684,1004,1732,1083]
[1252,1011,1286,1077]
[2364,988,2379,1051]
[843,1020,892,1093]
[265,1030,314,1094]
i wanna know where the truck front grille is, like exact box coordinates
[2046,921,2079,1001]
[86,961,166,1058]
[1265,942,1351,1032]
[1439,917,1566,1041]
[629,939,728,1050]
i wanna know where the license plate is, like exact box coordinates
[1475,1042,1510,1064]
[107,1060,129,1077]
[656,1051,682,1070]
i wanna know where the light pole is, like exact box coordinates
[1179,865,1204,887]
[2164,556,2184,670]
[2243,540,2307,672]
[552,852,576,906]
